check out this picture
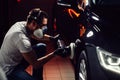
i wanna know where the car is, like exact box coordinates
[53,0,120,80]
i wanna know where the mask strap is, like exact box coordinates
[37,10,42,18]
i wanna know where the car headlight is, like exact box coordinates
[86,30,94,38]
[91,16,99,21]
[96,47,120,74]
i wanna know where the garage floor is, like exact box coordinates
[26,42,75,80]
[26,56,75,80]
[43,56,75,80]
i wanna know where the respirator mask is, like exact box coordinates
[33,25,48,39]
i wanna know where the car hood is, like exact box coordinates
[101,34,120,54]
[88,3,120,55]
[85,32,120,55]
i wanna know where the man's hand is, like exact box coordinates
[49,34,60,41]
[54,48,64,55]
[53,47,70,57]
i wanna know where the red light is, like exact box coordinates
[17,0,21,2]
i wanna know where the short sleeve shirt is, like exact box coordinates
[0,21,32,75]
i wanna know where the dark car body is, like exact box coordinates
[54,0,120,80]
[83,0,120,80]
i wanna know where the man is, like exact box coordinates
[0,8,62,80]
[0,66,7,80]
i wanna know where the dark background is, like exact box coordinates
[0,0,56,46]
[0,0,8,46]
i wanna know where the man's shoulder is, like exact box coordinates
[14,21,27,26]
[6,21,28,39]
[10,21,27,33]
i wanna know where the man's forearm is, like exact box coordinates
[34,51,56,69]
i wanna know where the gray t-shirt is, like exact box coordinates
[0,21,32,75]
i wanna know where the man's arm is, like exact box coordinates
[22,50,55,69]
[31,34,51,42]
[31,34,60,44]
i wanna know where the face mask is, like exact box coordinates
[42,26,48,34]
[33,28,43,39]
